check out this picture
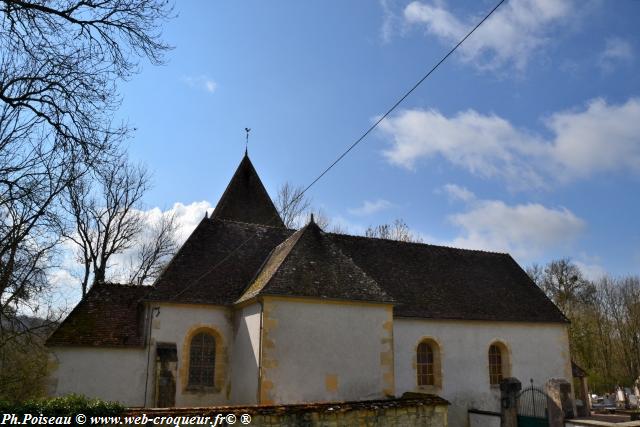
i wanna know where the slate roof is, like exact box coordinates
[147,218,293,305]
[210,154,284,227]
[237,220,393,304]
[46,283,149,347]
[329,234,568,323]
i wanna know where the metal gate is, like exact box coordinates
[517,381,550,427]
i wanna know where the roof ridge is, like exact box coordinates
[211,217,292,231]
[236,222,392,305]
[327,231,508,256]
[96,282,151,288]
[235,225,308,304]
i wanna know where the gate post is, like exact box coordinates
[500,377,521,427]
[546,378,575,427]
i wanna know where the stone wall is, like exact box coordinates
[48,347,148,407]
[258,297,394,404]
[120,396,449,427]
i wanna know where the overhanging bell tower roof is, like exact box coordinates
[211,153,285,227]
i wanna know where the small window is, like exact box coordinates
[489,344,503,385]
[188,332,216,387]
[417,342,435,386]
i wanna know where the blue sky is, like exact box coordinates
[113,0,639,280]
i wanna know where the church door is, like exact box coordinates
[155,343,177,407]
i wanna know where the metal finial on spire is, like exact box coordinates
[244,127,251,154]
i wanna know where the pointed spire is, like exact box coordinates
[210,153,285,227]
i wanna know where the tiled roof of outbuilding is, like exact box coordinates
[237,220,392,304]
[329,233,568,323]
[45,283,149,347]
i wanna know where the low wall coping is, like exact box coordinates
[125,395,449,417]
[567,420,640,427]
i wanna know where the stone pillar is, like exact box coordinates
[546,378,575,427]
[500,377,521,427]
[580,377,591,416]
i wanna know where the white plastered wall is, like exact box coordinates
[48,347,148,407]
[394,318,572,427]
[259,297,394,404]
[230,302,261,404]
[147,303,233,407]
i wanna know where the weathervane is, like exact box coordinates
[244,127,251,154]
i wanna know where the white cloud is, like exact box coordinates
[163,201,213,243]
[404,0,573,71]
[182,75,218,94]
[380,0,402,43]
[446,198,585,260]
[441,184,475,202]
[599,37,634,72]
[348,199,394,216]
[546,98,640,179]
[574,260,606,281]
[380,98,640,188]
[379,107,547,189]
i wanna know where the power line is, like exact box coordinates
[299,0,506,196]
[169,0,506,300]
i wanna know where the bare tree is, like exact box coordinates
[365,219,423,243]
[0,0,173,399]
[275,182,311,229]
[64,156,149,295]
[0,109,71,355]
[528,258,592,315]
[0,0,172,149]
[527,258,640,391]
[127,211,178,286]
[1,0,172,306]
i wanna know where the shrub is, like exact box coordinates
[0,394,124,416]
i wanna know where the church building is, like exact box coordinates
[46,154,573,426]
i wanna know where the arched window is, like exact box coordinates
[188,332,216,387]
[417,341,435,386]
[488,344,503,385]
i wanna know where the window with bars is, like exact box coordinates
[488,344,503,385]
[417,341,435,386]
[188,332,216,387]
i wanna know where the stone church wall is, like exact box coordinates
[258,296,394,404]
[48,347,148,407]
[394,318,572,427]
[147,303,233,407]
[230,302,261,404]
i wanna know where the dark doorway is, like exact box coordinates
[155,343,177,407]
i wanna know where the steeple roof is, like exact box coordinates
[211,154,284,227]
[236,220,392,304]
